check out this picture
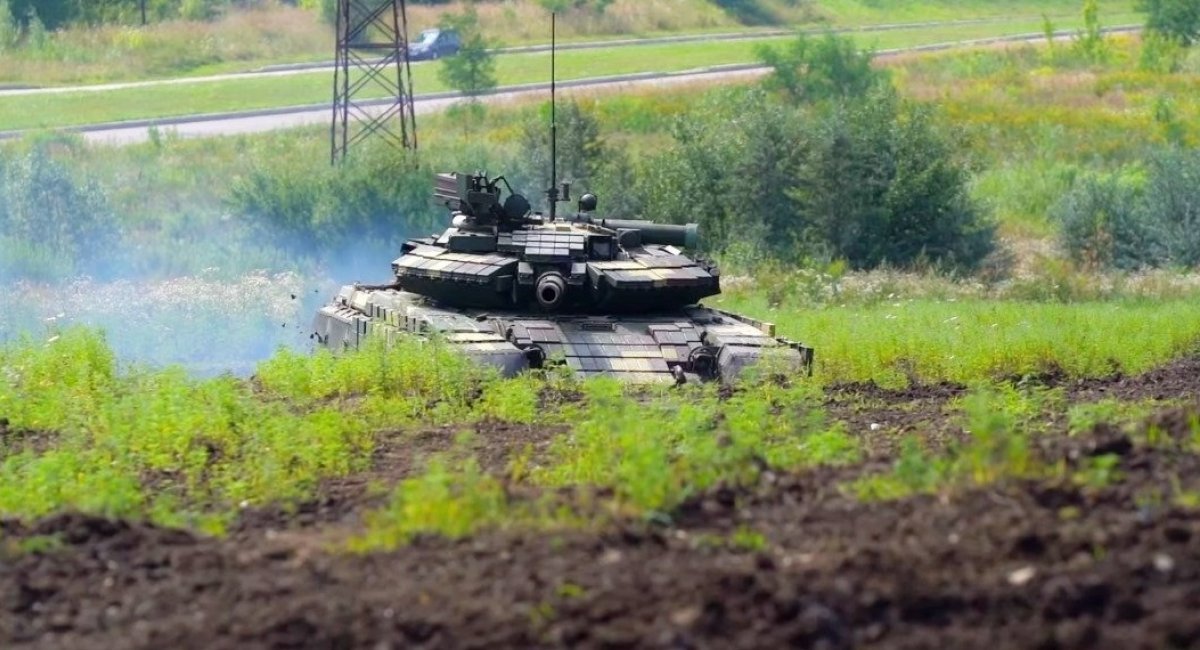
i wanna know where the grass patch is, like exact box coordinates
[0,329,512,532]
[0,327,851,544]
[0,16,1143,131]
[897,36,1200,234]
[0,1,1135,85]
[3,287,1197,545]
[813,0,1135,24]
[713,295,1200,386]
[352,375,859,549]
[849,383,1062,500]
[1068,398,1169,436]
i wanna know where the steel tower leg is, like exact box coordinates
[330,0,417,164]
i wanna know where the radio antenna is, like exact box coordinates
[548,12,558,222]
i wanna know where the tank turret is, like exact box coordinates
[389,171,719,313]
[313,171,813,383]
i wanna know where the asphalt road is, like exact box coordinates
[0,26,1140,147]
[67,68,770,145]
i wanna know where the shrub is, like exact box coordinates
[712,0,776,25]
[298,0,336,23]
[633,89,805,254]
[0,1,16,52]
[1056,147,1200,269]
[536,0,614,12]
[792,89,994,270]
[634,85,993,271]
[1055,172,1158,270]
[1140,31,1188,72]
[227,146,439,265]
[0,145,120,280]
[23,5,45,49]
[178,0,229,21]
[1145,147,1200,266]
[1139,0,1200,45]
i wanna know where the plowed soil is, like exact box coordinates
[3,358,1200,650]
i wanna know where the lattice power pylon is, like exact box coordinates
[331,0,417,164]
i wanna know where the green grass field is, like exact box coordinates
[713,295,1200,386]
[3,282,1197,541]
[4,0,1200,570]
[0,14,1143,131]
[0,0,1136,85]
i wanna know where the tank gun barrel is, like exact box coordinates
[598,219,700,249]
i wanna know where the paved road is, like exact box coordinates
[68,69,770,145]
[1,26,1140,147]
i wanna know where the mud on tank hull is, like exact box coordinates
[313,286,813,384]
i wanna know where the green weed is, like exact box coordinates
[0,533,62,557]
[1074,452,1123,489]
[713,297,1200,387]
[729,526,769,552]
[1171,475,1200,509]
[350,457,511,549]
[850,384,1052,500]
[532,377,851,514]
[851,437,950,500]
[0,328,517,528]
[475,374,542,425]
[353,372,856,549]
[1068,399,1163,436]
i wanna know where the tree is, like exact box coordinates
[713,0,775,25]
[515,101,605,196]
[0,1,17,53]
[7,0,70,30]
[438,7,496,100]
[1074,0,1110,63]
[1139,0,1200,45]
[756,32,886,103]
[299,0,336,24]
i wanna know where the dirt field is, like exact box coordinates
[3,358,1199,650]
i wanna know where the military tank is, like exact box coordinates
[312,171,812,383]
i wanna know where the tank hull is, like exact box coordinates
[313,286,813,383]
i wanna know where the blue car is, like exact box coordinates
[409,28,461,61]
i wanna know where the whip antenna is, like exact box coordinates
[548,12,559,221]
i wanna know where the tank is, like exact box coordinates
[312,171,813,383]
